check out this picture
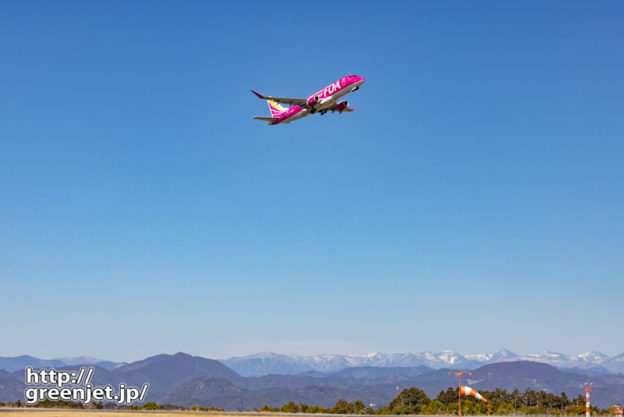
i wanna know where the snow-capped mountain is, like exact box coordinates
[52,356,126,369]
[220,349,624,376]
[52,356,105,365]
[521,351,609,369]
[603,353,624,374]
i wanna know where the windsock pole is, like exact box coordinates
[449,370,471,417]
[585,383,592,417]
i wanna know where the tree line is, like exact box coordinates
[258,387,621,415]
[2,386,621,415]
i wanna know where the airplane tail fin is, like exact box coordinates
[267,99,287,117]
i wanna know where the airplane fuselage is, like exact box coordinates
[306,75,365,111]
[258,75,365,125]
[272,104,308,125]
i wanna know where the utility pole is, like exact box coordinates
[585,383,592,417]
[449,370,471,417]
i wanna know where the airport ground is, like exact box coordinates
[0,410,618,417]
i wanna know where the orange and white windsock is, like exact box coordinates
[460,386,488,403]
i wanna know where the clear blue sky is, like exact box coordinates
[1,1,623,362]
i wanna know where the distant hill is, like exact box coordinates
[563,366,614,377]
[606,354,624,374]
[2,353,623,409]
[162,376,246,407]
[466,361,583,392]
[331,366,433,379]
[51,356,125,370]
[163,377,387,410]
[0,355,65,372]
[4,353,246,405]
[157,361,624,410]
[110,352,246,402]
[466,361,624,409]
[0,369,24,403]
[0,355,124,372]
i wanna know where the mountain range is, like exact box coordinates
[0,352,623,410]
[220,350,624,376]
[0,355,124,372]
[3,349,623,375]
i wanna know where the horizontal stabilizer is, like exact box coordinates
[251,90,266,99]
[253,116,279,124]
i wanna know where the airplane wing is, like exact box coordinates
[251,90,308,107]
[328,102,354,113]
[253,116,279,124]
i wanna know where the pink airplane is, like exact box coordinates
[251,74,365,125]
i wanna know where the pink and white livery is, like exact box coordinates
[252,74,365,125]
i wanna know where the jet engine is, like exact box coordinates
[307,95,321,107]
[336,100,350,113]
